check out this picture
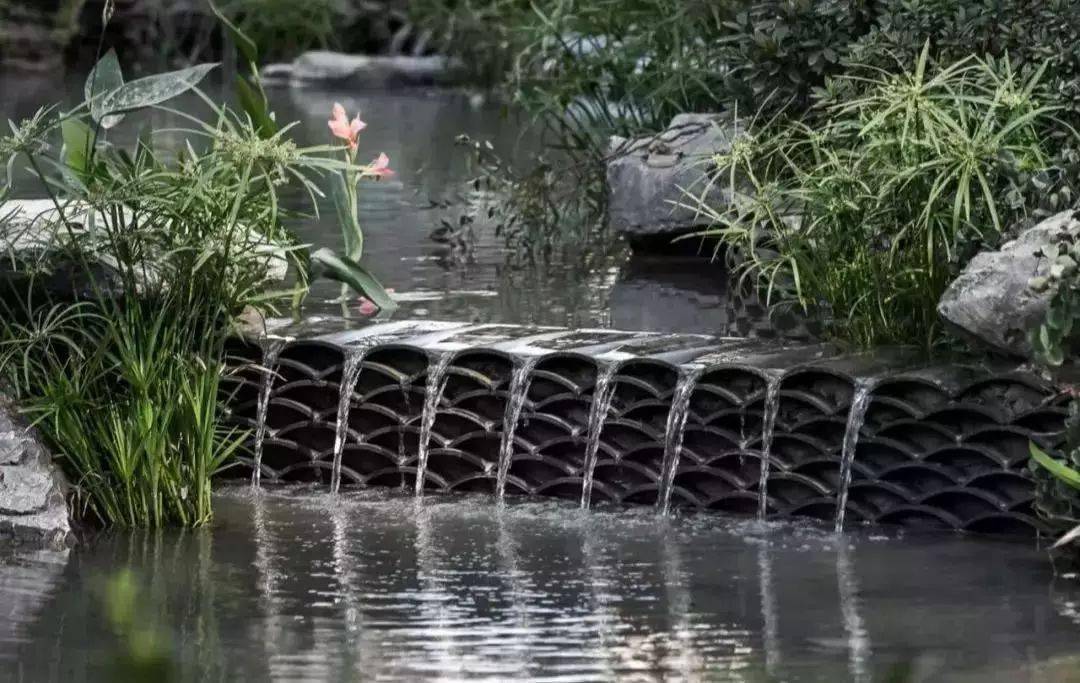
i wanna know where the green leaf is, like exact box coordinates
[209,0,258,66]
[330,173,362,260]
[310,248,397,313]
[236,77,278,139]
[61,118,92,176]
[99,63,218,118]
[1030,442,1080,490]
[85,49,125,128]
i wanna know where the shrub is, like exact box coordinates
[691,48,1062,348]
[414,0,875,142]
[845,0,1080,136]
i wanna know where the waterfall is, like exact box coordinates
[756,373,783,520]
[251,338,286,488]
[495,355,541,500]
[330,348,369,494]
[834,383,872,533]
[657,367,703,515]
[414,351,456,496]
[580,361,620,509]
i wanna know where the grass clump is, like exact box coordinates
[0,6,394,528]
[691,47,1064,349]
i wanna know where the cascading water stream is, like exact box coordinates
[330,348,369,494]
[657,367,703,515]
[414,351,456,496]
[580,361,620,509]
[834,383,873,533]
[251,338,286,488]
[756,373,783,520]
[495,355,542,500]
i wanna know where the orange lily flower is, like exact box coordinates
[328,103,366,151]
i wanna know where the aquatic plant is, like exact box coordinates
[688,48,1062,348]
[318,102,397,315]
[0,7,394,527]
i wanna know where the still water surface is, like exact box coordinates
[3,485,1080,682]
[0,74,762,335]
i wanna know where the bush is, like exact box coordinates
[414,0,875,141]
[691,48,1062,348]
[845,0,1080,135]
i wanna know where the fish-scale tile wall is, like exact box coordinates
[219,323,1067,536]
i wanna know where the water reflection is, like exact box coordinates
[5,487,1080,682]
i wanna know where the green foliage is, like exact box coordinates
[0,13,392,527]
[216,0,340,63]
[311,247,397,313]
[844,0,1080,135]
[1028,409,1080,546]
[719,0,876,115]
[1029,218,1080,368]
[691,50,1061,348]
[413,0,873,142]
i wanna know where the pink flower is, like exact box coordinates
[368,152,394,178]
[357,297,379,317]
[357,288,395,317]
[328,103,366,151]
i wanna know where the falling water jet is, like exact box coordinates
[834,383,873,533]
[330,348,369,494]
[495,355,542,500]
[580,360,620,509]
[251,338,286,488]
[756,373,783,520]
[657,366,703,515]
[414,351,456,497]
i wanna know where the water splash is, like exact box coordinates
[414,352,456,496]
[495,355,542,500]
[757,373,783,520]
[580,361,620,509]
[251,338,286,488]
[834,383,873,533]
[658,367,703,515]
[398,379,412,467]
[330,348,369,494]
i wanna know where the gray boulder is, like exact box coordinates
[938,210,1080,357]
[606,113,743,249]
[0,399,71,548]
[283,51,465,88]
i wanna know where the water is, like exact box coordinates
[252,339,286,488]
[3,485,1080,682]
[580,361,620,509]
[657,366,703,515]
[329,348,368,493]
[757,373,783,520]
[835,383,873,533]
[414,352,456,496]
[0,74,792,336]
[495,355,542,499]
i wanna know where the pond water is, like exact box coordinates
[0,72,776,336]
[3,485,1079,682]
